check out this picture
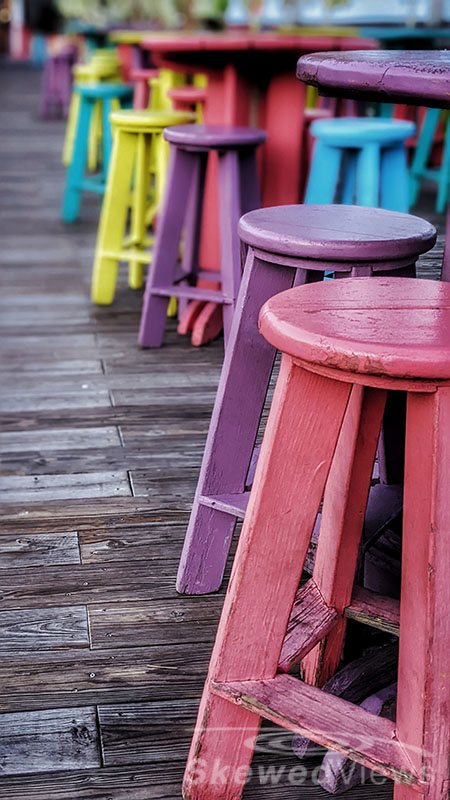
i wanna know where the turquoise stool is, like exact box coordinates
[409,109,449,213]
[62,83,133,223]
[305,118,415,212]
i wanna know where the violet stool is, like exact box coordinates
[176,204,436,594]
[183,276,450,800]
[138,124,266,349]
[40,45,77,120]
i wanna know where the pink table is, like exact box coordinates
[140,32,376,344]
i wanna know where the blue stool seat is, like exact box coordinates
[305,117,416,212]
[62,83,133,223]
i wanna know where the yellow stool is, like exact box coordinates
[63,56,122,169]
[91,108,195,305]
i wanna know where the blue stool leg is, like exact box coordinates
[380,143,409,212]
[356,143,380,207]
[304,141,342,204]
[340,150,358,205]
[437,117,450,214]
[409,107,440,208]
[62,95,93,223]
[102,98,113,184]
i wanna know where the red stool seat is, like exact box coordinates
[167,87,207,105]
[260,276,450,381]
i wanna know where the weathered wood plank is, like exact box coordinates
[0,360,103,376]
[0,606,89,651]
[0,532,80,568]
[79,524,188,564]
[88,596,223,649]
[279,579,338,673]
[0,427,121,454]
[0,391,111,413]
[0,706,100,775]
[98,698,199,766]
[0,472,131,503]
[0,560,182,610]
[0,643,212,712]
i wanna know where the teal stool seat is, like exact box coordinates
[409,109,449,214]
[62,83,133,223]
[305,118,415,212]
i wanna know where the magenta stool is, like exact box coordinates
[176,204,436,594]
[41,45,78,119]
[138,124,266,349]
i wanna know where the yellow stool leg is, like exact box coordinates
[128,131,151,289]
[88,99,102,172]
[62,91,79,166]
[91,129,136,305]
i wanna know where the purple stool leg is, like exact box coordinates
[178,151,208,319]
[218,150,244,347]
[176,249,296,594]
[139,146,200,347]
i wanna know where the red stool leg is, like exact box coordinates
[302,384,387,686]
[395,389,450,800]
[183,359,351,800]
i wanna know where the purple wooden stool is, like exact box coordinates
[41,46,77,120]
[138,124,266,349]
[176,204,436,594]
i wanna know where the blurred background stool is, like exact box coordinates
[62,53,124,170]
[167,87,207,122]
[138,124,266,349]
[40,45,78,120]
[130,67,158,110]
[306,118,416,211]
[183,276,450,800]
[176,204,436,594]
[409,108,450,213]
[61,83,133,224]
[91,109,195,304]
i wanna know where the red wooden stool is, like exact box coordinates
[183,276,450,800]
[130,67,158,110]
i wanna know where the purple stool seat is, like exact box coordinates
[138,124,267,349]
[176,204,436,595]
[238,204,436,263]
[164,124,267,150]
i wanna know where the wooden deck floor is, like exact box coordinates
[0,63,444,800]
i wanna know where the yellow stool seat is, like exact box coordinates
[110,108,194,131]
[91,108,195,305]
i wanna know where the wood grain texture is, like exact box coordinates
[0,706,100,775]
[0,606,89,651]
[0,532,81,568]
[0,472,131,503]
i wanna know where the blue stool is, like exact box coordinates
[305,118,415,212]
[62,83,133,223]
[409,108,450,214]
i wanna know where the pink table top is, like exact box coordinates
[297,49,450,108]
[141,31,377,56]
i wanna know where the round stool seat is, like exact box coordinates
[110,108,196,131]
[130,67,158,80]
[73,63,120,81]
[167,87,207,104]
[75,83,133,100]
[310,117,415,147]
[239,205,436,262]
[260,277,450,381]
[164,124,267,150]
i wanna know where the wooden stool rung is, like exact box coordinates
[151,285,231,304]
[279,579,338,673]
[103,248,152,264]
[345,586,400,636]
[211,674,420,787]
[198,491,250,519]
